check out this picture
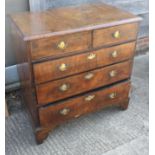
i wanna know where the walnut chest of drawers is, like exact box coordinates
[10,3,141,144]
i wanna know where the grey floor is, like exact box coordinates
[6,54,149,155]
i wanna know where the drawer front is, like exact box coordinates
[36,60,132,105]
[30,31,91,60]
[33,42,135,84]
[96,42,135,67]
[39,81,131,127]
[93,23,138,48]
[33,51,98,84]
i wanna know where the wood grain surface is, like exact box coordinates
[39,80,130,127]
[30,31,91,60]
[36,60,132,105]
[33,42,135,84]
[10,3,141,144]
[93,23,138,48]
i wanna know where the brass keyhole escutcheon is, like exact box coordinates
[85,95,95,101]
[109,92,117,99]
[111,50,118,58]
[87,53,96,60]
[84,73,94,80]
[59,63,67,71]
[109,70,117,77]
[59,108,70,115]
[59,83,70,92]
[57,41,66,50]
[113,30,120,39]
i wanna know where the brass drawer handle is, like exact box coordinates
[59,108,70,115]
[109,92,117,99]
[59,83,70,92]
[111,50,118,58]
[87,53,96,60]
[59,63,67,71]
[57,41,66,50]
[109,70,117,77]
[85,95,95,101]
[84,73,94,80]
[113,30,120,39]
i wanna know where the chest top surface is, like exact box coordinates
[10,3,141,41]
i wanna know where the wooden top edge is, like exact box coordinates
[23,17,142,41]
[10,3,142,41]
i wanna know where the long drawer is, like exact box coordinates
[36,60,132,105]
[33,42,135,84]
[39,80,130,127]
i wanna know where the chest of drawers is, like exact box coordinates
[10,3,141,144]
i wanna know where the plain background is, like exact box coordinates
[5,0,29,67]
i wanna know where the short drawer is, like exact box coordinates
[33,42,135,84]
[36,60,132,105]
[93,23,138,48]
[30,31,91,60]
[96,41,135,67]
[39,81,131,127]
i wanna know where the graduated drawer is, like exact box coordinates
[93,23,138,48]
[39,81,130,127]
[30,31,91,60]
[36,60,132,105]
[33,42,135,84]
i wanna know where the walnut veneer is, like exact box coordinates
[10,3,141,144]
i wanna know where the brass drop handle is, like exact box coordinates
[57,41,66,50]
[84,73,94,80]
[59,108,70,115]
[59,63,67,71]
[59,83,70,92]
[111,50,118,58]
[87,53,96,60]
[85,94,95,101]
[109,70,117,77]
[109,92,117,99]
[113,30,120,39]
